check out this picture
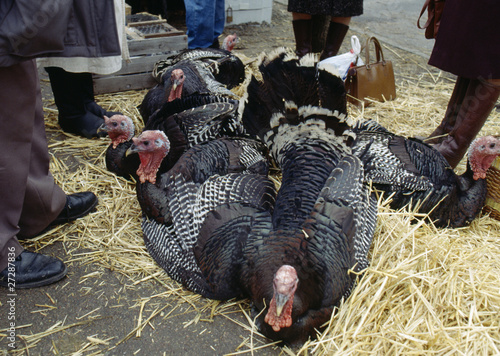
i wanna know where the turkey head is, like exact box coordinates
[167,69,185,102]
[222,33,239,51]
[101,115,135,149]
[127,130,170,184]
[264,265,298,332]
[467,135,500,180]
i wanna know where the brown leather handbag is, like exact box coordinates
[345,37,396,106]
[417,0,446,39]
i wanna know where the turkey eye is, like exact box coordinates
[143,141,150,146]
[112,122,118,127]
[490,143,496,148]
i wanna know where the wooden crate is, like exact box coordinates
[93,19,187,94]
[484,156,500,221]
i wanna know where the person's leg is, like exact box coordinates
[319,16,350,61]
[17,66,67,239]
[0,61,34,270]
[0,60,66,288]
[46,67,119,138]
[433,78,500,168]
[185,0,217,48]
[426,77,471,144]
[211,0,226,48]
[292,12,313,57]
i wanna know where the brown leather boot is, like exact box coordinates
[319,22,349,61]
[426,77,471,144]
[292,19,313,58]
[433,78,500,168]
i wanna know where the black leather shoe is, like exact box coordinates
[0,251,67,289]
[50,192,98,226]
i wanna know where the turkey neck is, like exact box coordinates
[247,229,320,317]
[458,160,478,188]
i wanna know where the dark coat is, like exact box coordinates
[0,0,120,67]
[428,0,500,79]
[287,0,363,17]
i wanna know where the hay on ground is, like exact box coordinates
[16,54,500,355]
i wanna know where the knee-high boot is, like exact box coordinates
[426,77,471,144]
[46,67,120,138]
[319,21,349,61]
[432,78,500,168]
[292,19,313,58]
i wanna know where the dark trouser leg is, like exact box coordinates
[46,67,119,138]
[18,69,67,238]
[0,60,65,270]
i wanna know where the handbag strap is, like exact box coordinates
[417,0,433,29]
[364,37,385,65]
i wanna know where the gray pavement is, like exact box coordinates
[352,0,434,58]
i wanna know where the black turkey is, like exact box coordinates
[349,120,500,227]
[239,48,347,140]
[142,99,246,175]
[195,105,377,344]
[143,92,240,128]
[99,115,140,179]
[145,93,245,144]
[129,131,276,299]
[101,98,245,180]
[139,59,239,123]
[152,34,245,90]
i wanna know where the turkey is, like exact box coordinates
[221,33,239,52]
[239,48,347,140]
[101,97,245,180]
[195,105,377,344]
[349,120,500,227]
[99,114,140,179]
[144,93,244,140]
[151,34,245,90]
[139,59,239,123]
[128,131,276,299]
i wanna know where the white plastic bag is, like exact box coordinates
[317,35,364,81]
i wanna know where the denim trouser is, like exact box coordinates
[185,0,225,49]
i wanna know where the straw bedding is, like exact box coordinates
[10,58,500,355]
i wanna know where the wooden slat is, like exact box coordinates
[92,20,187,94]
[126,23,184,41]
[126,28,143,41]
[93,54,173,78]
[127,19,166,27]
[142,31,183,39]
[128,35,187,55]
[93,72,156,94]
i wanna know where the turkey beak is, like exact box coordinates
[172,81,179,91]
[275,293,289,317]
[97,123,107,134]
[125,145,138,157]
